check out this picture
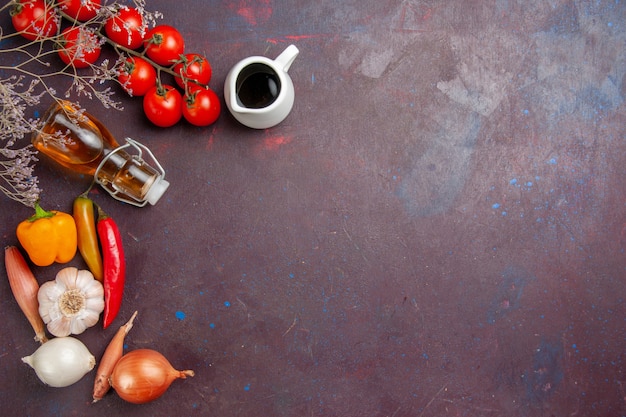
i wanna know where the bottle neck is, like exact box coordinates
[95,144,160,204]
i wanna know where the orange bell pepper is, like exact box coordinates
[16,202,78,266]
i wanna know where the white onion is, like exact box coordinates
[22,337,96,387]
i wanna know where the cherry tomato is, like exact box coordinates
[58,27,101,68]
[57,0,101,22]
[182,88,221,127]
[104,6,145,50]
[11,0,59,41]
[118,56,157,97]
[173,53,212,89]
[143,85,183,128]
[144,25,185,66]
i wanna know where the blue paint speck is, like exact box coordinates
[548,158,557,165]
[244,384,251,391]
[526,181,533,187]
[224,301,231,307]
[492,203,501,209]
[209,323,216,329]
[175,311,186,320]
[510,178,518,185]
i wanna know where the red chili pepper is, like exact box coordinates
[97,206,125,329]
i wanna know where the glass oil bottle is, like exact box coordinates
[32,100,169,206]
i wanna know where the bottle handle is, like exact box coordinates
[94,138,167,207]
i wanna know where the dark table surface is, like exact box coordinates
[1,1,625,416]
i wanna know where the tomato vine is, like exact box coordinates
[0,0,220,207]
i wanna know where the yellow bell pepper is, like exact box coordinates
[16,202,78,266]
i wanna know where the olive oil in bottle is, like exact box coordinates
[32,101,169,206]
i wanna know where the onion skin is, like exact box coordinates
[92,311,138,402]
[4,246,48,344]
[110,349,194,404]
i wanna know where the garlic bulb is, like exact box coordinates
[22,336,95,387]
[38,267,104,337]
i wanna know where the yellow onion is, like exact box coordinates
[22,336,95,387]
[110,349,194,404]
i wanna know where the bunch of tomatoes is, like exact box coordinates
[10,0,220,127]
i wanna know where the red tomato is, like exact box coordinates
[118,56,157,97]
[58,27,101,68]
[11,0,59,41]
[143,85,183,127]
[104,6,145,50]
[173,53,212,89]
[182,88,221,127]
[144,25,185,66]
[57,0,101,22]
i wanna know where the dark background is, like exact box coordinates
[1,1,625,416]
